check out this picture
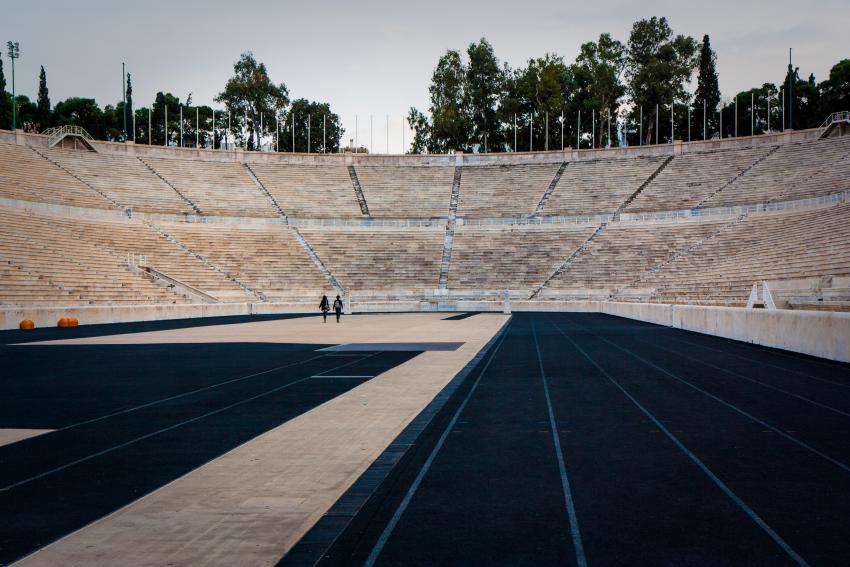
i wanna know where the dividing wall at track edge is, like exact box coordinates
[3,301,847,363]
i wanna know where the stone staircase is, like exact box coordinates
[29,146,123,210]
[138,157,204,215]
[533,161,568,216]
[694,145,781,208]
[347,165,371,216]
[529,221,608,299]
[244,163,287,218]
[145,222,266,301]
[290,227,344,293]
[615,155,674,219]
[438,166,463,289]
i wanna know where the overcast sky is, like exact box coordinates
[4,0,848,151]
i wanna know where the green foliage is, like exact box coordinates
[465,38,505,151]
[124,73,133,139]
[279,98,344,153]
[818,59,850,116]
[626,17,698,143]
[53,97,104,138]
[406,107,431,154]
[215,52,289,151]
[692,35,720,139]
[0,58,8,130]
[573,33,626,147]
[36,66,50,130]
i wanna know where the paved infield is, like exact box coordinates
[302,312,850,567]
[1,312,507,566]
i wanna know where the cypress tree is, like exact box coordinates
[37,65,51,129]
[124,72,134,139]
[0,58,8,130]
[693,35,720,139]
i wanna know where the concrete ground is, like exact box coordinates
[0,312,507,566]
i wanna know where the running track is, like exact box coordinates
[295,312,850,567]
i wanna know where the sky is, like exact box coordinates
[3,0,848,152]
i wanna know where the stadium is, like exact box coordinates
[2,5,850,566]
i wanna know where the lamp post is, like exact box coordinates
[6,42,20,130]
[121,62,127,141]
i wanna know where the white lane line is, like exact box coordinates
[363,321,512,567]
[48,353,331,434]
[549,317,809,567]
[0,354,377,493]
[310,375,374,379]
[629,335,850,418]
[661,332,850,388]
[594,332,850,475]
[531,318,587,567]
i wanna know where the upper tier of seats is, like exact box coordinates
[458,163,561,217]
[143,157,279,217]
[248,163,362,218]
[2,134,847,220]
[699,136,850,207]
[543,156,667,215]
[357,165,454,218]
[44,147,194,214]
[0,143,111,210]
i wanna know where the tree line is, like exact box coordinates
[0,52,344,152]
[407,17,850,153]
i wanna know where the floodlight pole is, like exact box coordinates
[323,114,327,153]
[370,114,373,154]
[122,62,127,141]
[607,109,611,147]
[639,106,642,146]
[386,114,389,154]
[307,115,311,153]
[212,109,215,149]
[292,113,295,152]
[592,110,595,149]
[751,92,754,136]
[560,113,564,150]
[180,105,183,147]
[670,101,674,144]
[355,115,358,150]
[767,96,771,134]
[164,106,167,146]
[687,106,691,142]
[7,42,20,130]
[577,111,581,149]
[513,114,517,151]
[545,111,548,151]
[132,109,136,143]
[148,107,151,145]
[655,104,659,145]
[703,99,706,141]
[529,114,533,152]
[196,107,199,147]
[735,96,738,138]
[228,112,231,149]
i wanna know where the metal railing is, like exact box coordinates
[819,111,850,130]
[42,125,95,147]
[288,217,446,228]
[618,190,848,222]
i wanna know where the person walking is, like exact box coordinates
[333,294,344,323]
[319,294,330,323]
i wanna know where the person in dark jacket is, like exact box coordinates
[333,295,343,323]
[319,294,330,323]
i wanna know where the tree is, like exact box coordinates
[817,59,850,118]
[692,35,720,139]
[216,52,289,151]
[125,73,133,140]
[0,57,9,130]
[36,65,50,130]
[280,98,344,153]
[500,55,574,151]
[53,97,104,138]
[626,17,698,144]
[406,107,432,154]
[574,33,626,146]
[428,49,471,152]
[465,38,505,152]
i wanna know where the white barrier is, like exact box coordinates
[601,302,850,363]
